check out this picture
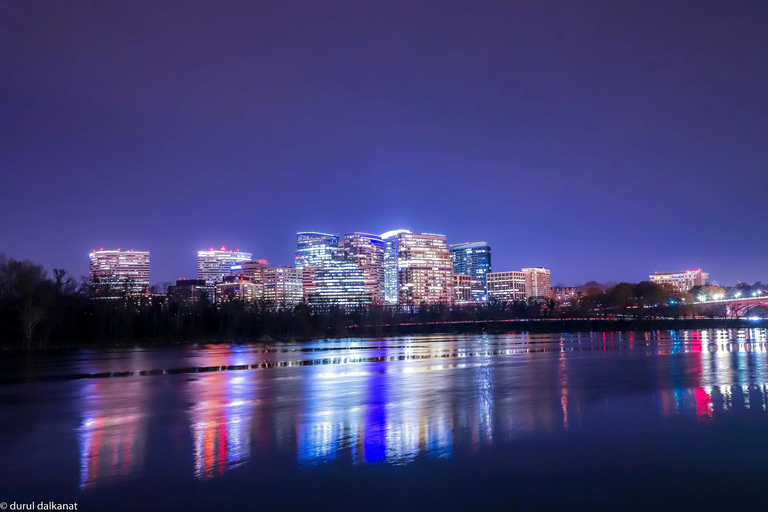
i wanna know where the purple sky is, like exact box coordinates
[1,1,767,286]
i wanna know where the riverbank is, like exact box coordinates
[1,317,765,352]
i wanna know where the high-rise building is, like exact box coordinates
[649,269,708,293]
[486,271,526,302]
[339,233,385,303]
[295,232,339,268]
[453,274,473,305]
[89,249,150,297]
[450,242,492,301]
[263,267,303,308]
[307,260,372,310]
[522,267,551,298]
[197,248,252,292]
[396,232,454,306]
[381,229,411,305]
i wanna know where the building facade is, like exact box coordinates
[522,267,551,298]
[396,232,454,307]
[486,271,526,302]
[295,232,339,268]
[306,260,373,310]
[263,267,303,308]
[450,242,491,301]
[215,277,261,304]
[551,286,577,302]
[453,274,473,305]
[168,279,207,306]
[381,229,411,305]
[197,248,252,293]
[339,233,385,303]
[89,249,150,297]
[649,269,708,293]
[231,259,269,301]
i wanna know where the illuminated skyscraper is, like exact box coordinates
[339,233,385,303]
[295,232,339,268]
[89,249,150,297]
[197,248,252,292]
[450,242,492,301]
[381,229,411,305]
[396,232,454,306]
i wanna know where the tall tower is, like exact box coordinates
[395,232,454,307]
[339,233,385,303]
[380,229,411,305]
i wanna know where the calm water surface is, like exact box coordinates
[2,330,768,510]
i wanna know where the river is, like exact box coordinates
[2,330,768,510]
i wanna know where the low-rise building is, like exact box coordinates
[453,274,473,305]
[215,276,260,304]
[649,269,708,293]
[551,286,577,302]
[168,279,207,306]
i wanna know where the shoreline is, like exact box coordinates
[1,317,765,353]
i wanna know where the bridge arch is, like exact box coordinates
[727,302,768,319]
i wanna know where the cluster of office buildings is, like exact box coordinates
[88,241,715,309]
[88,231,553,308]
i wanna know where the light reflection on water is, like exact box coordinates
[5,329,768,493]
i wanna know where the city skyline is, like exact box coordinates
[64,233,757,288]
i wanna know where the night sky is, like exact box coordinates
[1,1,766,286]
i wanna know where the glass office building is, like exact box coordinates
[380,229,411,305]
[449,242,492,301]
[295,232,339,268]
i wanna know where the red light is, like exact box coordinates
[221,246,226,250]
[209,247,213,251]
[100,247,104,251]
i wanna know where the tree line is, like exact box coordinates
[0,254,737,349]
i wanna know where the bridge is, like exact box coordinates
[700,296,768,319]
